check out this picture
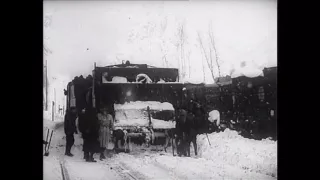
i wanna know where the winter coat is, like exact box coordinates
[98,113,114,148]
[78,108,99,140]
[64,111,77,135]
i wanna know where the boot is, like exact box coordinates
[84,151,89,161]
[65,152,74,157]
[100,147,106,160]
[87,152,96,162]
[65,146,74,157]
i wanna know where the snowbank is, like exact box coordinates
[115,152,276,180]
[114,101,174,111]
[197,128,277,177]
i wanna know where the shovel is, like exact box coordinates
[44,129,49,152]
[44,130,53,156]
[205,133,211,146]
[172,136,175,156]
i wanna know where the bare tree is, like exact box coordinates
[187,50,191,78]
[198,32,215,81]
[208,23,221,78]
[200,49,206,82]
[159,17,169,68]
[176,21,188,80]
[197,22,222,82]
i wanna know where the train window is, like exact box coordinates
[258,86,265,101]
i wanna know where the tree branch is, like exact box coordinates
[209,26,221,78]
[198,32,215,81]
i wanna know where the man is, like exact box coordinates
[78,87,100,162]
[78,107,100,162]
[64,107,78,157]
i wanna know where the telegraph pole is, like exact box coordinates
[45,60,48,111]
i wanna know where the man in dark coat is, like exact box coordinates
[78,107,100,162]
[64,108,78,156]
[78,88,100,162]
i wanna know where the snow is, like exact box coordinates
[43,112,277,180]
[114,101,175,128]
[114,110,175,129]
[112,76,128,83]
[115,118,149,127]
[103,76,128,83]
[197,128,277,177]
[114,101,174,111]
[183,77,205,84]
[157,78,165,83]
[151,119,175,129]
[43,156,62,180]
[114,152,276,180]
[43,110,64,130]
[231,66,264,78]
[136,73,153,83]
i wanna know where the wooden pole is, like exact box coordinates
[92,62,96,108]
[45,60,48,111]
[52,101,55,122]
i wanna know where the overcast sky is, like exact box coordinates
[44,0,277,84]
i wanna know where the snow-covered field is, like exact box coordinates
[43,112,277,180]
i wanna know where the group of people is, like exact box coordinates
[172,89,221,157]
[64,106,114,162]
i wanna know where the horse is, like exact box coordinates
[175,108,198,157]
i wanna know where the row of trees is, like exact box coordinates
[128,17,223,83]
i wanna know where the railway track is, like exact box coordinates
[59,159,71,180]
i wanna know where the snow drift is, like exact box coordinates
[197,128,277,177]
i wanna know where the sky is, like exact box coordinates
[44,0,277,85]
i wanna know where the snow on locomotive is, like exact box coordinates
[65,61,184,152]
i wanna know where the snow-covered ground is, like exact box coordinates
[43,111,277,180]
[43,110,64,130]
[197,129,277,178]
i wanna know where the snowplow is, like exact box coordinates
[65,61,184,152]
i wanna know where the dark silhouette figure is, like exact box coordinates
[64,108,77,157]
